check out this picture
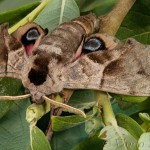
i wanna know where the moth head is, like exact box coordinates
[21,49,65,103]
[12,23,48,56]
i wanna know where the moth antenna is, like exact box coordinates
[42,96,86,118]
[0,94,31,100]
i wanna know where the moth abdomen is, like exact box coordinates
[38,13,99,63]
[72,13,99,34]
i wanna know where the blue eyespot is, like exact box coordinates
[26,28,40,41]
[83,37,105,53]
[21,27,40,46]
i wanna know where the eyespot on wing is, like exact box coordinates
[83,37,106,53]
[85,33,120,51]
[12,23,47,56]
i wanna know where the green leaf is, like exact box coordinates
[80,0,117,15]
[116,0,150,44]
[138,99,150,111]
[51,124,88,150]
[139,113,150,132]
[99,126,138,150]
[52,115,87,131]
[116,114,144,140]
[112,99,141,116]
[26,103,49,124]
[0,78,26,119]
[85,117,102,136]
[31,126,51,150]
[75,0,86,9]
[52,107,98,131]
[110,93,149,103]
[0,2,40,26]
[68,90,96,110]
[0,101,13,119]
[139,113,150,123]
[92,0,117,16]
[72,132,104,150]
[0,100,30,150]
[138,133,150,150]
[35,0,80,31]
[0,0,40,12]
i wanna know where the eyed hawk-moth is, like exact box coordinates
[0,13,150,104]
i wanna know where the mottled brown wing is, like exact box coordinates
[64,34,150,96]
[0,23,46,80]
[0,23,24,79]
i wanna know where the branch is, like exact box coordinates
[94,91,117,127]
[99,0,136,35]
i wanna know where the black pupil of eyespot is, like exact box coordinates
[26,28,40,41]
[83,37,105,53]
[21,28,40,46]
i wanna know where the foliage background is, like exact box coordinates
[0,0,150,150]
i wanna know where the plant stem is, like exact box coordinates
[95,91,129,149]
[94,91,117,127]
[99,0,136,35]
[8,0,50,34]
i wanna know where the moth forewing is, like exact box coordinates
[12,22,47,56]
[62,33,120,89]
[0,22,47,102]
[64,37,150,96]
[0,23,24,79]
[0,24,8,77]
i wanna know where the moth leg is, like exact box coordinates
[42,96,86,117]
[43,90,85,140]
[44,95,64,141]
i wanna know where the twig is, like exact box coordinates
[99,0,136,35]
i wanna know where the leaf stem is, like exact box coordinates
[94,91,117,127]
[8,0,50,34]
[30,123,36,150]
[95,91,128,150]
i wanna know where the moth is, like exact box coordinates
[0,13,150,104]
